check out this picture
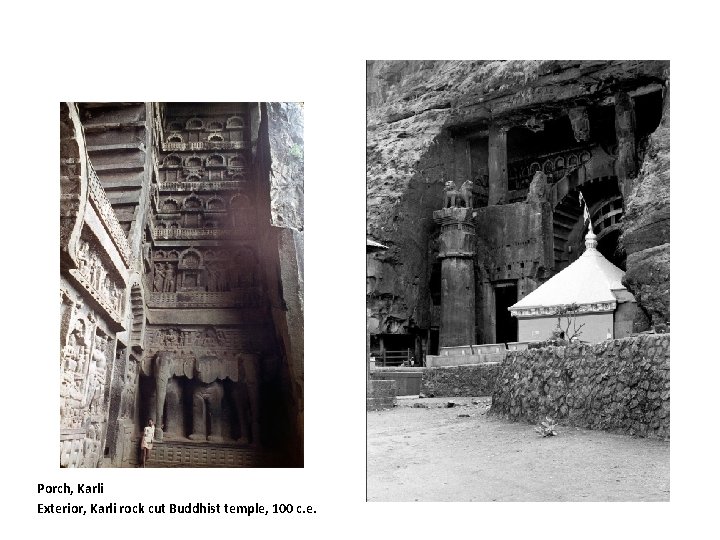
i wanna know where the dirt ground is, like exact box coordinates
[367,397,669,502]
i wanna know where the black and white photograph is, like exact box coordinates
[366,61,670,501]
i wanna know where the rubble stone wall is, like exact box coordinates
[422,363,501,397]
[490,334,670,439]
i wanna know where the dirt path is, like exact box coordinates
[367,397,669,502]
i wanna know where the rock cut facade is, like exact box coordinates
[60,102,304,467]
[367,61,669,358]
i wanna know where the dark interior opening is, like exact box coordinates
[429,261,442,305]
[634,90,664,144]
[597,229,626,271]
[494,282,518,344]
[507,116,578,162]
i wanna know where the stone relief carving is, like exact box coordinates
[144,349,262,445]
[76,239,125,317]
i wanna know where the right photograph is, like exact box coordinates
[366,61,670,501]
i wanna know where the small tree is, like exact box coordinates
[552,303,585,343]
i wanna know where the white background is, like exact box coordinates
[1,1,718,538]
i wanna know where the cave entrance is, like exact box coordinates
[494,281,518,344]
[370,333,417,367]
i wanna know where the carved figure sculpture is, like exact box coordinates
[443,180,460,208]
[153,263,165,292]
[526,171,549,203]
[146,350,262,445]
[460,179,474,209]
[163,264,176,293]
[189,381,224,442]
[77,240,89,272]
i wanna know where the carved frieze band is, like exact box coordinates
[146,288,265,308]
[158,180,247,192]
[72,238,125,323]
[161,141,248,152]
[87,164,133,267]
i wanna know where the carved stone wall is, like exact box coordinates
[366,61,669,355]
[61,102,303,468]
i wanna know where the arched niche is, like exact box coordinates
[166,132,183,143]
[184,155,203,168]
[163,154,182,168]
[206,154,226,168]
[185,117,204,130]
[206,197,225,211]
[228,155,246,168]
[207,121,224,132]
[161,199,180,213]
[182,194,203,211]
[226,115,244,130]
[208,133,224,142]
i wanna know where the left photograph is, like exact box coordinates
[60,102,304,468]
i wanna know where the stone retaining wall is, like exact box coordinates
[367,379,398,411]
[422,363,501,397]
[370,369,423,396]
[490,334,670,439]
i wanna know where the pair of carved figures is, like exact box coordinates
[77,240,124,313]
[149,352,261,446]
[153,263,177,292]
[443,179,474,209]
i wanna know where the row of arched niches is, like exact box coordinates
[508,148,594,191]
[157,193,251,213]
[161,153,246,169]
[167,115,245,132]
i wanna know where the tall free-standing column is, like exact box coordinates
[488,124,508,205]
[433,206,477,347]
[615,91,637,200]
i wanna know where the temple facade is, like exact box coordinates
[367,61,670,361]
[60,102,304,467]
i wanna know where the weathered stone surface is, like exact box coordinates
[422,363,501,397]
[367,379,398,411]
[490,335,669,439]
[620,82,670,327]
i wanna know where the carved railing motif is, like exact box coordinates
[87,163,133,267]
[151,226,228,240]
[158,180,247,192]
[161,141,247,152]
[147,288,264,308]
[508,146,593,191]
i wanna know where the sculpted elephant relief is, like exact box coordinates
[144,351,261,444]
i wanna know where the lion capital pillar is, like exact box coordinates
[433,206,477,348]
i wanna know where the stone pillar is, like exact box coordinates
[488,124,508,205]
[615,91,637,200]
[433,207,476,347]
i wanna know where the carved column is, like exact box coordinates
[615,91,637,200]
[488,124,508,205]
[433,207,477,347]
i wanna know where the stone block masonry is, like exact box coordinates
[422,363,501,397]
[367,380,398,411]
[490,334,669,439]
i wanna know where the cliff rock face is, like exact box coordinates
[620,84,670,328]
[268,102,304,231]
